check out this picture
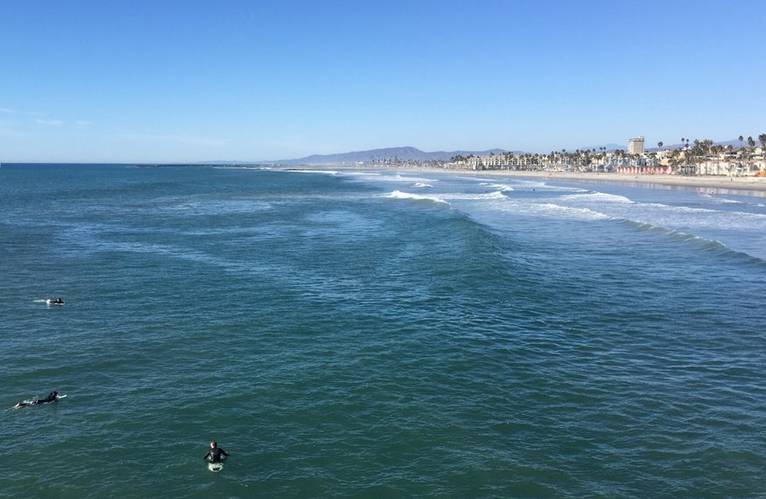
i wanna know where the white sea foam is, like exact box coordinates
[288,169,339,175]
[478,191,507,200]
[436,191,508,201]
[213,166,276,171]
[700,193,751,205]
[643,203,717,214]
[550,197,766,239]
[533,203,611,220]
[375,174,439,183]
[413,182,433,188]
[386,190,449,204]
[480,182,514,192]
[560,192,634,204]
[465,198,609,221]
[636,202,766,221]
[503,179,584,192]
[468,191,507,200]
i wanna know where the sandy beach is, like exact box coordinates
[469,170,766,192]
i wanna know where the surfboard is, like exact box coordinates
[208,462,224,473]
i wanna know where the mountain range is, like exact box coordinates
[204,138,752,166]
[270,146,512,165]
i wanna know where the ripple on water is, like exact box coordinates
[1,166,765,497]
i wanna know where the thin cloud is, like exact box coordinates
[36,119,65,127]
[1,107,44,116]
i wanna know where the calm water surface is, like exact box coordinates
[1,165,765,497]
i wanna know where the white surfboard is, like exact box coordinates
[208,462,224,473]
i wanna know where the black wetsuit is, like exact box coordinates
[37,392,58,404]
[203,447,229,463]
[16,392,57,408]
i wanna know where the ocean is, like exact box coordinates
[1,164,765,497]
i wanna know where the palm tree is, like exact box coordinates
[759,133,766,148]
[747,136,756,148]
[657,141,663,149]
[738,135,744,148]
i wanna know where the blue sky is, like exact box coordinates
[1,0,764,162]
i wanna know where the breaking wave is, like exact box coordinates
[445,190,508,201]
[560,192,634,204]
[386,190,449,204]
[213,166,271,170]
[618,220,766,265]
[374,174,439,183]
[287,169,339,175]
[480,182,515,192]
[484,200,610,221]
[533,203,611,221]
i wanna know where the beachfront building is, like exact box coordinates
[421,137,766,176]
[615,162,672,175]
[694,151,765,176]
[628,137,645,155]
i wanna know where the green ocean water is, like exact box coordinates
[1,165,765,498]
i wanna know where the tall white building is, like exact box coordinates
[628,136,645,155]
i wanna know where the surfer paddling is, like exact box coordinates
[203,441,229,464]
[14,391,60,409]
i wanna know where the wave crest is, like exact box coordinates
[287,169,339,175]
[561,192,634,203]
[480,182,515,192]
[386,190,449,204]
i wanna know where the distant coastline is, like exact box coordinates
[5,161,766,193]
[414,168,766,193]
[281,165,766,194]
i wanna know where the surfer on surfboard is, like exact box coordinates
[14,391,62,409]
[203,441,229,469]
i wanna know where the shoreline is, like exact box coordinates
[319,166,766,194]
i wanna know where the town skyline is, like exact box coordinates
[3,133,765,165]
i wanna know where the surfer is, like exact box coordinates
[14,391,59,408]
[203,441,229,463]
